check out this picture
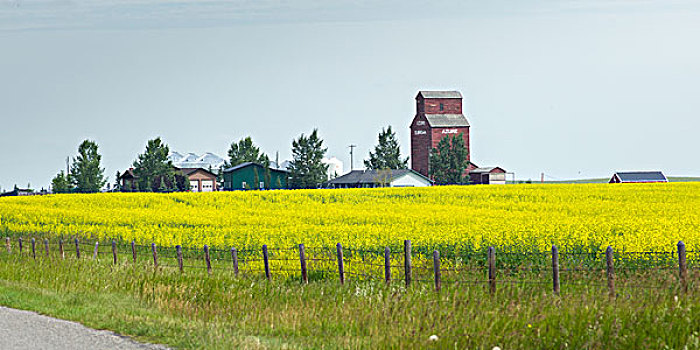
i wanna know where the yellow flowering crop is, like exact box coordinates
[0,183,697,253]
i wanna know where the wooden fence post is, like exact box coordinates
[433,250,441,292]
[231,248,239,277]
[31,238,36,260]
[336,243,345,285]
[488,246,496,295]
[384,247,391,284]
[112,240,117,265]
[176,245,183,273]
[59,239,64,259]
[44,239,49,258]
[19,237,23,255]
[552,245,560,295]
[299,244,308,284]
[678,241,688,293]
[151,243,158,268]
[131,241,136,263]
[606,246,615,298]
[262,245,271,280]
[6,237,10,254]
[404,240,412,287]
[204,245,212,274]
[93,241,99,260]
[74,238,80,259]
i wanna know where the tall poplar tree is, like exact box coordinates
[288,129,328,189]
[132,137,176,192]
[225,136,268,167]
[51,171,72,193]
[429,134,470,185]
[70,140,107,193]
[114,171,122,192]
[364,126,408,170]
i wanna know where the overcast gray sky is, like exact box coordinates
[1,0,699,190]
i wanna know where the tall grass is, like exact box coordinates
[0,252,698,349]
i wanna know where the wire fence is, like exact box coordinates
[3,237,698,295]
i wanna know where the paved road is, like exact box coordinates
[0,307,170,350]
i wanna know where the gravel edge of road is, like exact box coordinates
[0,306,171,350]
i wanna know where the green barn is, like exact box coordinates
[222,162,288,190]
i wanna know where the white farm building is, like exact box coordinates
[325,169,432,188]
[322,157,344,180]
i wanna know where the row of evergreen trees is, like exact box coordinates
[220,126,471,187]
[51,126,470,193]
[51,138,189,194]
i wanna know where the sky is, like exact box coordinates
[1,0,699,190]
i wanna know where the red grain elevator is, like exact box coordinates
[410,91,471,178]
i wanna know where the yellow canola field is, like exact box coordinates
[0,183,698,252]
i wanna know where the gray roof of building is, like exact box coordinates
[424,114,470,127]
[327,169,430,185]
[417,91,462,99]
[613,171,667,182]
[470,167,503,173]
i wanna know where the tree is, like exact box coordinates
[288,129,328,189]
[132,137,176,192]
[158,177,168,192]
[70,140,107,193]
[253,168,260,189]
[51,171,72,193]
[372,168,393,187]
[364,126,408,170]
[264,167,271,190]
[225,137,268,167]
[275,176,282,189]
[216,168,224,191]
[175,174,191,192]
[429,134,470,185]
[114,171,122,192]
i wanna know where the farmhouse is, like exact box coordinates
[118,167,218,192]
[469,167,507,185]
[118,168,137,190]
[326,169,432,188]
[177,168,218,192]
[609,171,668,183]
[222,162,288,190]
[410,91,475,178]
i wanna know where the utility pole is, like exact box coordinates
[66,157,70,176]
[348,145,356,171]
